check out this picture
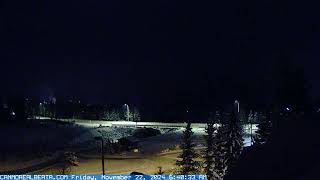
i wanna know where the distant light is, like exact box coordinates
[133,148,139,153]
[286,107,290,111]
[11,111,15,116]
[39,103,42,105]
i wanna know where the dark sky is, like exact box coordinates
[1,0,320,114]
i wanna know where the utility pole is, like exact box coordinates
[95,137,105,175]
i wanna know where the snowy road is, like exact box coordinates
[36,117,257,131]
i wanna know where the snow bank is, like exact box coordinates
[68,127,134,146]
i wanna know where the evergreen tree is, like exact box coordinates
[215,110,221,124]
[131,107,141,122]
[248,110,254,123]
[104,109,121,121]
[212,123,227,177]
[224,110,244,174]
[239,108,247,124]
[176,121,201,174]
[49,97,57,120]
[253,112,260,123]
[122,104,130,121]
[203,121,214,178]
[254,111,272,145]
[203,120,220,180]
[248,110,254,145]
[213,103,244,178]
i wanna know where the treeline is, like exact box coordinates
[0,96,142,123]
[0,94,292,125]
[176,101,273,179]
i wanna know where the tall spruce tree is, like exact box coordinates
[203,120,216,179]
[254,111,272,144]
[203,116,222,180]
[248,110,254,145]
[212,123,227,178]
[131,107,141,122]
[213,104,244,178]
[224,110,244,174]
[176,121,201,174]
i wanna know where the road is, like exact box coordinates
[36,117,258,133]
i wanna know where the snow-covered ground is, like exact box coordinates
[0,117,257,173]
[139,126,255,154]
[138,127,204,154]
[69,127,134,146]
[68,123,256,152]
[57,118,257,149]
[0,121,87,172]
[0,121,86,152]
[9,118,256,153]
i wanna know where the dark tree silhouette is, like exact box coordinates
[176,121,201,174]
[254,111,272,145]
[131,107,141,125]
[213,106,244,178]
[224,110,244,174]
[203,120,220,179]
[212,123,227,177]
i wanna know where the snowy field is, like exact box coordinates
[1,118,256,172]
[2,119,257,153]
[34,118,257,151]
[0,120,87,171]
[138,126,256,154]
[0,121,87,152]
[68,126,134,149]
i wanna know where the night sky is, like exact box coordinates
[1,0,320,115]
